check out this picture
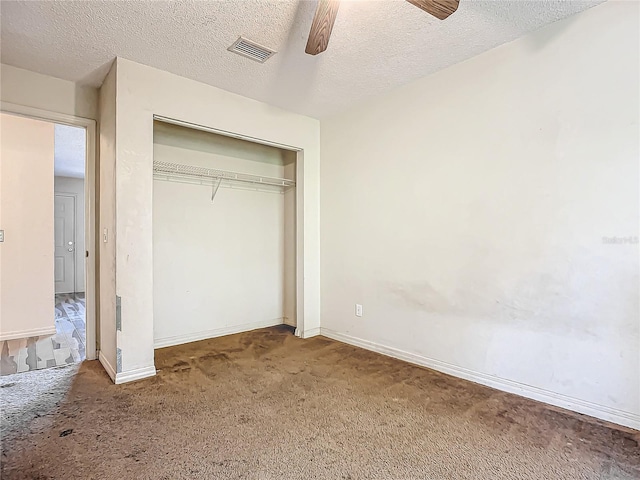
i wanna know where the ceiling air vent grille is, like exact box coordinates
[228,37,276,63]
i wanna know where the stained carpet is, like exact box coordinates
[1,326,638,479]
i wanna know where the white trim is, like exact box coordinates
[295,150,305,337]
[0,102,92,125]
[320,328,640,431]
[0,326,57,341]
[302,327,321,338]
[0,102,98,362]
[154,319,284,349]
[100,351,156,384]
[99,351,116,382]
[153,115,301,152]
[115,365,156,384]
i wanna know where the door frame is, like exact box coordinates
[54,192,78,295]
[1,102,98,361]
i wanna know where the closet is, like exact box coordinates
[152,120,297,348]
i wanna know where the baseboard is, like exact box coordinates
[115,365,156,385]
[302,327,321,338]
[283,316,296,328]
[320,328,640,431]
[154,318,284,349]
[98,351,116,382]
[0,326,57,342]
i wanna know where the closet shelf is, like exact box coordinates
[153,161,296,189]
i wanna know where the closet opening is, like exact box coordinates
[152,119,300,349]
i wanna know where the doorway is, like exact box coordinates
[0,107,97,375]
[52,123,87,365]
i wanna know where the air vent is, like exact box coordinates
[228,37,276,63]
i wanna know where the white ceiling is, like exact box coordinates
[1,0,604,119]
[54,124,86,179]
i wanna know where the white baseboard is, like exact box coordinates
[115,365,156,384]
[320,328,640,431]
[0,326,57,342]
[100,350,156,384]
[98,351,116,382]
[154,318,284,349]
[302,327,321,338]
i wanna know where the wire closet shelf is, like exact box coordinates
[152,160,296,190]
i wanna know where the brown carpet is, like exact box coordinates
[1,326,638,479]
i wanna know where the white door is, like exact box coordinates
[54,194,75,294]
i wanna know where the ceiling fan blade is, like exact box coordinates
[406,0,459,20]
[305,0,340,55]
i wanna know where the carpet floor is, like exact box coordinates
[1,326,638,479]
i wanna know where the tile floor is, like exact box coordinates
[0,293,86,376]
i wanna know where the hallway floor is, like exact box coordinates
[0,293,85,376]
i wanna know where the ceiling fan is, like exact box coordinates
[305,0,459,55]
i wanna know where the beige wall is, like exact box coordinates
[1,64,98,120]
[153,122,296,346]
[98,62,117,379]
[0,113,56,340]
[320,1,639,429]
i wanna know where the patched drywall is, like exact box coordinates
[320,1,639,427]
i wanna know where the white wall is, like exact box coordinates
[98,62,117,379]
[153,122,295,346]
[106,58,320,383]
[54,176,85,292]
[0,64,98,120]
[0,113,56,340]
[320,1,639,429]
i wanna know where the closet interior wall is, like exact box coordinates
[152,121,296,348]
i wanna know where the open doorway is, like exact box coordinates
[0,111,94,375]
[53,124,87,364]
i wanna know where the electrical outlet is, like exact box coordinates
[0,230,4,242]
[355,304,363,317]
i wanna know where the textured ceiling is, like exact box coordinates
[1,0,604,118]
[54,124,85,178]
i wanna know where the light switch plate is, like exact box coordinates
[0,230,4,242]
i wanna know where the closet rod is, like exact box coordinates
[153,160,296,188]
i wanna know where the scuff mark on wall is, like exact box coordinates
[115,295,122,332]
[381,280,452,313]
[116,348,122,373]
